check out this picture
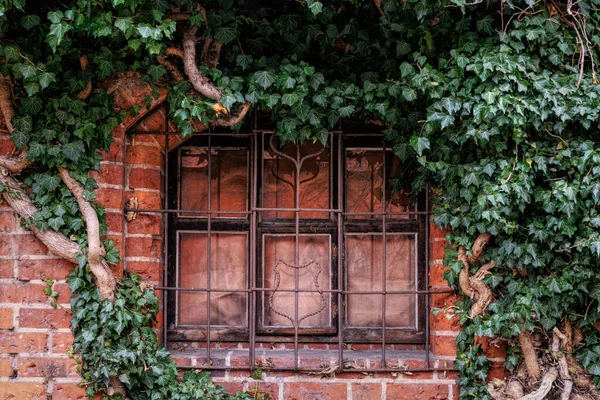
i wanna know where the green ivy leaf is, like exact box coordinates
[214,26,237,45]
[62,141,86,162]
[254,70,276,89]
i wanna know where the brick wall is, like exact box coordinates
[0,80,504,399]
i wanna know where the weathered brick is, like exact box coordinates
[52,332,75,353]
[250,382,279,399]
[0,259,13,278]
[352,383,381,400]
[0,332,47,353]
[431,310,460,331]
[129,167,162,190]
[487,361,507,381]
[52,383,89,400]
[18,258,74,281]
[431,239,448,261]
[105,211,124,234]
[387,383,449,399]
[126,261,161,281]
[0,234,12,255]
[0,282,47,303]
[16,234,50,256]
[127,190,162,210]
[0,210,16,232]
[18,357,78,378]
[0,382,46,400]
[90,163,124,186]
[0,307,14,329]
[125,236,162,258]
[432,334,458,357]
[19,308,72,329]
[284,382,347,400]
[431,293,461,309]
[95,188,123,209]
[127,213,162,235]
[0,357,14,377]
[98,140,125,163]
[53,283,73,300]
[216,381,244,395]
[430,263,451,287]
[126,145,163,167]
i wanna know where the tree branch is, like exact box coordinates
[182,27,223,101]
[0,173,80,264]
[0,75,15,133]
[57,167,116,301]
[157,56,184,82]
[519,328,541,381]
[212,102,251,127]
[0,152,30,174]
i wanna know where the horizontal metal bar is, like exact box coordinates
[175,365,455,372]
[154,286,456,295]
[124,208,251,215]
[128,131,255,136]
[124,208,430,216]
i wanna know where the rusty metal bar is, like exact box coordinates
[123,207,428,215]
[206,134,212,363]
[337,133,344,373]
[425,181,431,368]
[153,286,456,295]
[381,141,387,368]
[163,104,170,347]
[249,126,258,370]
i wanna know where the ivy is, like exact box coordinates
[3,0,600,398]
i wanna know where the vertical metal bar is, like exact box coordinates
[337,133,344,372]
[163,105,169,347]
[206,134,212,364]
[249,130,257,369]
[425,181,431,369]
[294,143,300,371]
[381,142,387,367]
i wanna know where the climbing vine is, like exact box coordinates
[3,0,600,398]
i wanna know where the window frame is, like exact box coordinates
[166,129,427,344]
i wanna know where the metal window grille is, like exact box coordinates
[124,105,456,373]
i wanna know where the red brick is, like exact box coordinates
[0,332,47,353]
[96,188,123,209]
[430,263,451,287]
[52,383,88,400]
[126,236,162,258]
[105,211,124,233]
[431,310,460,331]
[432,335,458,357]
[0,307,14,329]
[0,136,16,154]
[53,283,73,300]
[0,282,47,303]
[19,308,72,329]
[352,383,381,400]
[0,382,46,400]
[216,382,244,395]
[127,190,162,210]
[0,259,13,278]
[0,210,15,232]
[126,261,161,281]
[18,357,78,377]
[284,382,347,400]
[487,361,507,381]
[250,382,278,399]
[17,234,49,255]
[126,145,163,167]
[18,258,74,281]
[127,213,162,235]
[136,109,167,133]
[0,357,14,377]
[98,140,124,163]
[430,221,449,240]
[432,293,461,309]
[387,383,449,399]
[90,163,124,186]
[431,239,448,261]
[0,234,11,255]
[129,167,162,190]
[52,332,75,353]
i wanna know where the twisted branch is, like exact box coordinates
[58,167,116,301]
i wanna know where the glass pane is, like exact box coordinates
[262,235,332,328]
[346,234,416,328]
[180,147,248,218]
[178,232,247,326]
[345,149,413,218]
[262,136,330,219]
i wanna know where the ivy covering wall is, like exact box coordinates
[1,0,600,398]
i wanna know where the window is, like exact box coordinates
[166,128,427,347]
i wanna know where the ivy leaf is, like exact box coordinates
[62,141,86,162]
[119,374,131,385]
[11,130,28,149]
[220,93,237,110]
[409,135,430,156]
[254,70,276,89]
[306,0,323,15]
[20,97,43,115]
[402,87,416,102]
[3,46,19,61]
[400,62,414,78]
[310,73,325,90]
[147,65,166,81]
[281,93,300,106]
[20,14,40,30]
[114,18,133,34]
[38,72,56,89]
[214,26,237,45]
[235,54,253,70]
[46,23,69,52]
[338,105,355,118]
[19,64,37,79]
